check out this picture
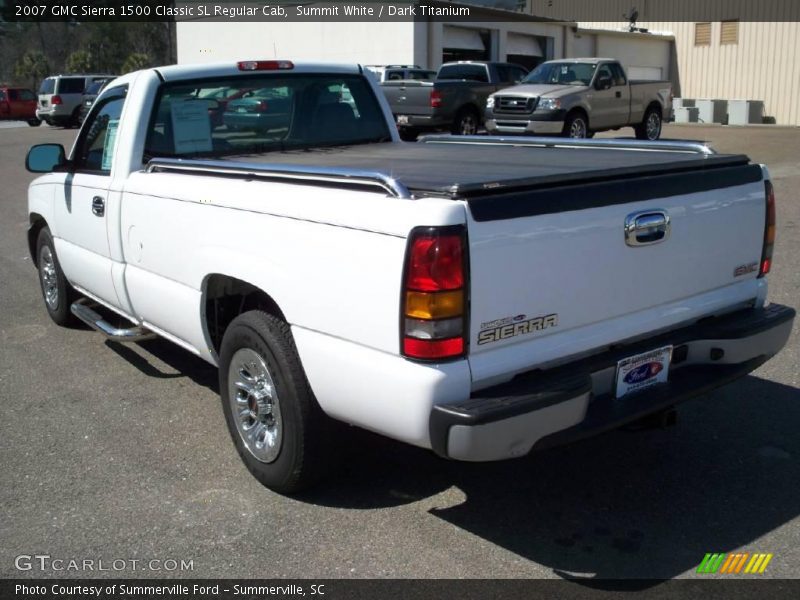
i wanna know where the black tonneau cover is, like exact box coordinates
[225,141,753,199]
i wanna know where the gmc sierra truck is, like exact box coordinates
[25,60,794,493]
[485,58,672,139]
[381,60,528,139]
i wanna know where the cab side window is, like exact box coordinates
[610,63,628,86]
[597,64,614,85]
[73,90,127,173]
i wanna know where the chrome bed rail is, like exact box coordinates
[418,135,717,156]
[145,158,413,199]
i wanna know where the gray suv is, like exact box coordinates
[37,74,115,127]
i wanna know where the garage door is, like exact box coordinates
[443,26,485,51]
[627,66,663,80]
[506,33,543,57]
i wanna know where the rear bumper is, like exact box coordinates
[430,304,795,461]
[36,106,72,124]
[395,114,451,131]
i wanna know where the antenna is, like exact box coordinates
[624,7,639,32]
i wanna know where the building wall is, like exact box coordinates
[176,21,417,66]
[177,20,568,71]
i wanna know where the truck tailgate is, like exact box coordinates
[465,160,767,387]
[381,81,433,117]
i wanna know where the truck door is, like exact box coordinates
[52,87,127,309]
[609,63,633,126]
[589,63,627,130]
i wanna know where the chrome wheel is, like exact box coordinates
[228,348,282,463]
[458,113,478,135]
[646,112,662,140]
[569,117,588,138]
[39,246,59,310]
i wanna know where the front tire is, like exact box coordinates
[27,118,42,127]
[635,107,663,140]
[36,227,76,326]
[563,112,590,138]
[219,311,336,494]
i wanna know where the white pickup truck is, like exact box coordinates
[26,60,794,493]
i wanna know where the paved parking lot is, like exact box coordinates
[0,123,798,583]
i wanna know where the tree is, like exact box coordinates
[14,50,48,90]
[65,49,94,73]
[120,52,151,74]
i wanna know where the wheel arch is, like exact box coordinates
[202,273,288,357]
[566,106,590,127]
[28,213,48,267]
[645,100,664,119]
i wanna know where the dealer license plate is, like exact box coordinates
[397,115,409,125]
[615,345,672,399]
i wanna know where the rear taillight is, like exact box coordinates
[430,90,442,109]
[51,95,62,105]
[401,226,467,361]
[759,181,776,277]
[255,100,269,112]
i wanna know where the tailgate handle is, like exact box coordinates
[624,210,670,246]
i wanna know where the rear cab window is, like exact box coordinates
[143,73,391,161]
[437,64,489,82]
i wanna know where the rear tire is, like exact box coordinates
[398,128,419,141]
[219,310,338,494]
[27,118,42,127]
[36,227,77,326]
[452,107,479,136]
[69,107,82,128]
[635,107,662,140]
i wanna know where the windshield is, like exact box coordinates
[144,73,392,160]
[522,62,597,86]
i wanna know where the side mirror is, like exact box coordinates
[26,144,67,173]
[595,76,613,91]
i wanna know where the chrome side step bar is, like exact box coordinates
[70,299,156,343]
[418,135,717,156]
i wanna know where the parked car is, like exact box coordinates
[484,58,673,139]
[193,86,257,128]
[37,74,115,127]
[222,86,294,133]
[77,77,115,124]
[366,64,437,82]
[24,60,794,494]
[381,61,528,139]
[0,86,40,126]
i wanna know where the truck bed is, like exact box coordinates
[213,139,753,199]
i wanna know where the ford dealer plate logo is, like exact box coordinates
[623,361,664,384]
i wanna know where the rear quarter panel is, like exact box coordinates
[120,172,466,361]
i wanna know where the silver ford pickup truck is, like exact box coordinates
[485,58,672,139]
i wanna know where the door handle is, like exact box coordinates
[615,91,622,98]
[91,196,105,217]
[624,210,670,246]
